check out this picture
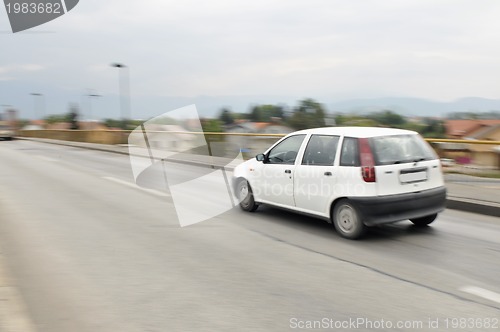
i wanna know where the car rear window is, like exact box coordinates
[369,134,436,165]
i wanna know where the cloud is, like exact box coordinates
[0,64,46,80]
[3,0,500,106]
[18,64,46,71]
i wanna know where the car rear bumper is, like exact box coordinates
[349,186,447,226]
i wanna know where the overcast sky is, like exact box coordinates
[1,0,500,119]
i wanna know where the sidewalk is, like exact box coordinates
[445,180,500,217]
[17,137,500,217]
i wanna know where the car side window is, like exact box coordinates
[267,135,306,164]
[302,135,340,165]
[340,137,360,166]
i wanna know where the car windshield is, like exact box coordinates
[369,134,436,165]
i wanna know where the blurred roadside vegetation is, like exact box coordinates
[28,97,469,137]
[335,110,446,138]
[102,118,143,130]
[210,98,447,138]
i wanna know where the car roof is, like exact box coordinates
[290,126,417,138]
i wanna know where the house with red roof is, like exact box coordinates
[442,119,500,169]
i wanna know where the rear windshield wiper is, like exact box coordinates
[393,158,427,164]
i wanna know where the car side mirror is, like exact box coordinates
[256,154,265,162]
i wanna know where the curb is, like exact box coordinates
[447,198,500,217]
[15,137,232,170]
[15,137,131,157]
[16,137,500,217]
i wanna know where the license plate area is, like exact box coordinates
[399,167,428,184]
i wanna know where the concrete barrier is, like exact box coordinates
[17,130,130,145]
[16,130,500,168]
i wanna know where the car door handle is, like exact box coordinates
[324,172,332,176]
[285,170,291,174]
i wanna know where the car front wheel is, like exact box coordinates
[332,199,365,239]
[410,214,437,227]
[237,179,258,212]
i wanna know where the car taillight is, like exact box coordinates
[358,138,376,182]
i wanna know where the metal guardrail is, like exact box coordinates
[15,129,500,173]
[425,138,500,145]
[16,129,500,143]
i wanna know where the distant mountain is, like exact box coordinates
[3,80,500,119]
[326,97,500,117]
[147,96,500,118]
[132,96,500,119]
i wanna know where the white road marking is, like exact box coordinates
[460,286,500,304]
[102,177,170,198]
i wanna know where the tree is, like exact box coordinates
[103,119,143,130]
[201,119,223,132]
[287,98,326,130]
[335,114,378,127]
[368,110,405,127]
[104,118,121,129]
[218,108,235,125]
[420,119,445,138]
[233,112,250,121]
[249,104,285,122]
[44,114,68,124]
[250,106,265,122]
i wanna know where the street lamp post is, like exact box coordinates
[30,93,44,120]
[110,63,130,123]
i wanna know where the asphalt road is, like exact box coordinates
[0,139,499,332]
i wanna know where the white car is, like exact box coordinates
[233,127,447,239]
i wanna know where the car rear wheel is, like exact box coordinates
[332,199,365,239]
[237,180,258,212]
[410,213,437,227]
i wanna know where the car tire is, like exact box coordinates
[410,214,437,227]
[237,179,258,212]
[332,199,365,239]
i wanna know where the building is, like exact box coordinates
[444,119,500,139]
[465,124,500,169]
[442,119,500,169]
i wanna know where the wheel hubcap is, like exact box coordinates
[239,184,249,205]
[338,205,356,233]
